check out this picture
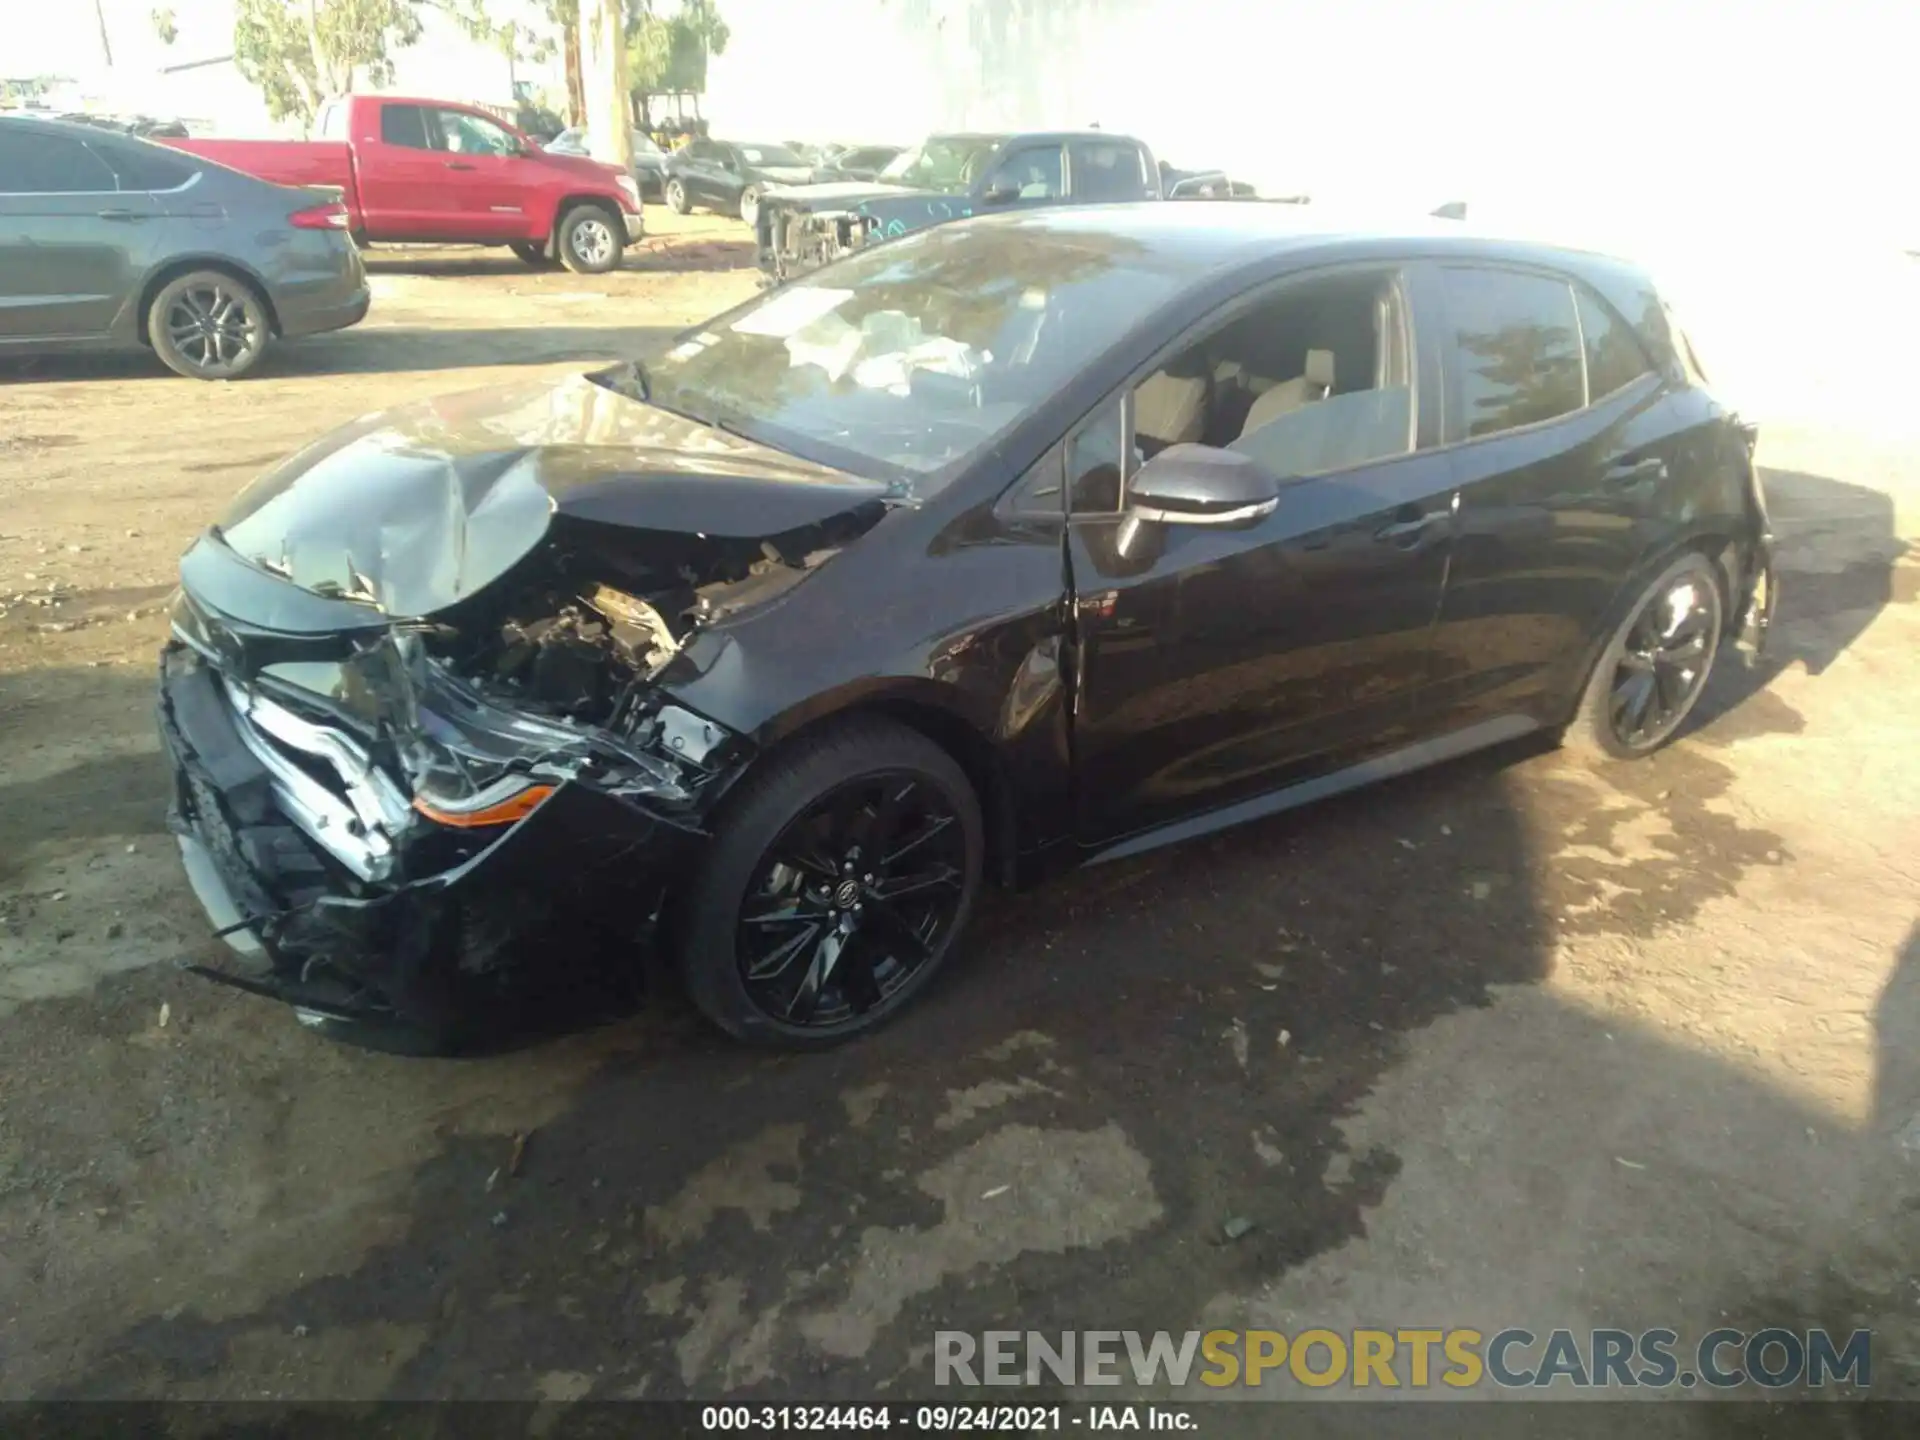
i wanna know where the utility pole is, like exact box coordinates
[93,0,115,67]
[581,0,633,168]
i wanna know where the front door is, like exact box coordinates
[0,127,156,344]
[1066,266,1458,846]
[430,106,545,241]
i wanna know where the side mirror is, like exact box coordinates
[1128,444,1280,528]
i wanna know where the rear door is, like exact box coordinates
[678,140,727,205]
[1066,138,1158,202]
[1416,261,1677,732]
[350,102,454,237]
[0,127,158,344]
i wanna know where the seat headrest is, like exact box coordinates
[1304,349,1335,389]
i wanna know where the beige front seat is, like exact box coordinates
[1133,370,1209,449]
[1240,348,1335,437]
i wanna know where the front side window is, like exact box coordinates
[986,145,1064,200]
[1070,141,1153,201]
[0,131,118,193]
[1439,267,1585,440]
[623,221,1196,490]
[880,137,1003,193]
[738,144,804,167]
[436,109,519,156]
[379,105,431,150]
[1078,268,1415,511]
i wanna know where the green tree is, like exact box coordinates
[233,0,510,128]
[628,0,729,100]
[151,8,178,44]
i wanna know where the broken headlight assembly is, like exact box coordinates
[383,629,727,834]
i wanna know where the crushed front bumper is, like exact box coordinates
[158,643,700,1033]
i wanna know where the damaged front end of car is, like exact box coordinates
[159,379,895,1041]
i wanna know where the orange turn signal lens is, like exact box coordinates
[411,784,554,828]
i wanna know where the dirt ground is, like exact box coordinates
[2,212,1917,1427]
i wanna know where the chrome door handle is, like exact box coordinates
[1374,510,1443,545]
[1607,456,1667,486]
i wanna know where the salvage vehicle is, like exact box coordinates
[163,95,643,275]
[544,126,669,200]
[755,129,1254,283]
[662,139,818,226]
[160,206,1774,1053]
[0,115,369,379]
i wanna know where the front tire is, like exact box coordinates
[665,177,691,215]
[679,718,984,1049]
[148,269,270,380]
[1564,551,1724,759]
[556,203,624,274]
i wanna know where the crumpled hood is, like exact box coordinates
[210,372,889,620]
[763,179,947,209]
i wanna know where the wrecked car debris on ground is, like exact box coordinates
[753,129,1258,284]
[163,205,1772,1055]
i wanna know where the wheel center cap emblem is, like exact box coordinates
[834,880,861,908]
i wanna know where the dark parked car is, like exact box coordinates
[160,206,1773,1052]
[0,115,369,379]
[544,125,669,199]
[662,138,816,225]
[812,143,905,184]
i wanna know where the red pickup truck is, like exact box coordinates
[164,94,644,274]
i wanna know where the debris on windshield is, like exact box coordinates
[785,309,989,393]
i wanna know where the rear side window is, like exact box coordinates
[1439,267,1585,439]
[0,130,119,193]
[89,137,197,191]
[1070,141,1154,201]
[1574,286,1654,401]
[379,105,431,150]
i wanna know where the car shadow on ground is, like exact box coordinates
[1685,465,1912,744]
[10,461,1912,1416]
[0,326,680,385]
[359,236,753,278]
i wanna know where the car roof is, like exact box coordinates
[960,202,1647,286]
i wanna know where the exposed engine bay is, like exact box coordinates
[443,504,879,729]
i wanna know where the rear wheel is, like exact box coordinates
[679,718,983,1049]
[1564,551,1724,759]
[148,269,270,380]
[665,177,691,214]
[556,203,624,274]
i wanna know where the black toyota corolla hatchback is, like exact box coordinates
[160,205,1773,1051]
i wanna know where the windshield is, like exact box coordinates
[880,137,1003,192]
[625,220,1192,491]
[739,143,805,167]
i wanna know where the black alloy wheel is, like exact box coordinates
[666,177,691,214]
[148,270,269,380]
[1567,551,1724,759]
[680,719,984,1047]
